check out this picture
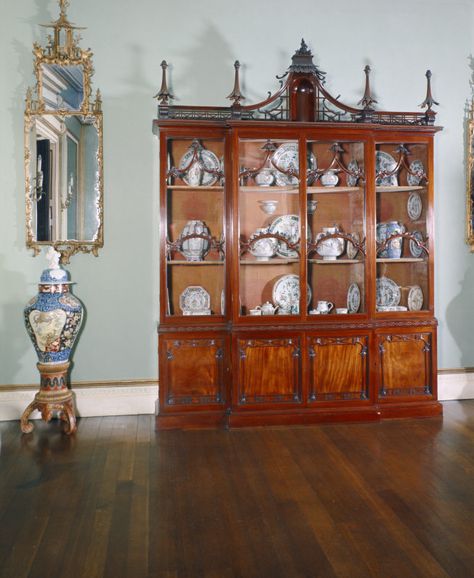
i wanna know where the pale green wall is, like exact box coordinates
[1,0,473,385]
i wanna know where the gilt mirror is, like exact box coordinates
[467,98,474,251]
[25,0,103,263]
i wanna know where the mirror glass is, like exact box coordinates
[40,64,85,111]
[27,113,101,243]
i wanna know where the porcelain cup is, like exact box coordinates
[249,308,262,316]
[335,307,348,314]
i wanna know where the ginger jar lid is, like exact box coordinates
[39,268,71,284]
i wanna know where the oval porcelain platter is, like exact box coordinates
[272,143,316,186]
[376,276,401,308]
[407,192,423,221]
[407,285,423,311]
[272,274,311,313]
[409,231,424,258]
[407,160,425,187]
[347,282,361,313]
[179,147,220,187]
[375,151,398,186]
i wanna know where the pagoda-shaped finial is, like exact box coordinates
[154,60,174,105]
[59,0,69,18]
[298,38,311,56]
[420,70,439,111]
[227,60,245,106]
[40,0,85,59]
[358,65,377,110]
[419,70,438,125]
[289,38,326,82]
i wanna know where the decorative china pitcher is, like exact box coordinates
[316,300,334,314]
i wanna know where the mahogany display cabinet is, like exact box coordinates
[153,40,442,429]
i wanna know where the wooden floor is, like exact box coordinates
[1,402,474,578]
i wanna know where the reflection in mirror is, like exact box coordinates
[27,114,100,243]
[41,64,84,111]
[25,0,103,263]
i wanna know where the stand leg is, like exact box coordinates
[20,401,38,434]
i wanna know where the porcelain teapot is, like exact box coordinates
[260,301,279,315]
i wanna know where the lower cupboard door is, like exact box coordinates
[236,336,302,405]
[377,332,433,398]
[161,337,226,407]
[308,335,369,402]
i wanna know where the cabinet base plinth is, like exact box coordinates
[377,400,443,420]
[155,402,443,430]
[156,411,227,430]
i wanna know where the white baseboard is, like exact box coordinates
[0,372,472,422]
[438,371,474,401]
[0,381,157,422]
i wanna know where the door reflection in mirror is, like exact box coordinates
[29,114,99,242]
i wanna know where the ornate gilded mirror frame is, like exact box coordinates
[25,0,103,263]
[467,99,474,251]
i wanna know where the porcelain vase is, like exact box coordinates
[21,252,83,434]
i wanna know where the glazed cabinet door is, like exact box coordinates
[306,139,366,317]
[376,329,435,399]
[234,335,302,406]
[159,335,227,409]
[161,134,226,320]
[236,137,304,318]
[307,334,370,403]
[375,141,432,315]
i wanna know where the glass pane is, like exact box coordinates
[375,143,429,313]
[238,139,302,317]
[165,138,225,316]
[307,140,366,316]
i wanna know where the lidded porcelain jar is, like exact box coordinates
[249,227,278,261]
[315,226,345,260]
[180,220,211,261]
[24,265,83,364]
[376,221,405,259]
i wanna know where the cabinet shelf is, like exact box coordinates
[240,259,299,265]
[239,186,299,194]
[309,259,363,264]
[376,258,424,263]
[376,186,425,193]
[307,186,361,194]
[167,260,225,265]
[167,185,224,191]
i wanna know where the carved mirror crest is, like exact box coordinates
[25,0,103,263]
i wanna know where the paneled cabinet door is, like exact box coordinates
[308,335,369,402]
[160,336,227,408]
[235,336,302,405]
[377,331,433,399]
